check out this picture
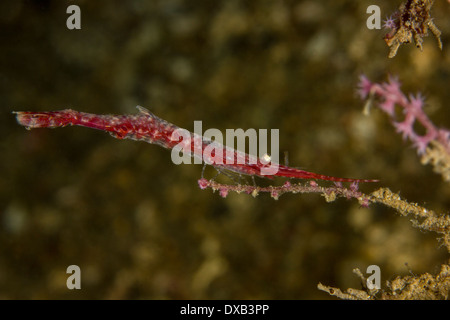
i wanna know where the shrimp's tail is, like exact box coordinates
[14,110,122,136]
[14,110,78,129]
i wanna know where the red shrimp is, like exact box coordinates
[14,107,378,183]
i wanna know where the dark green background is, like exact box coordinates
[0,0,449,299]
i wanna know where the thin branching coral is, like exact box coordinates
[317,75,450,300]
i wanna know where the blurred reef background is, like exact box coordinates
[0,0,449,299]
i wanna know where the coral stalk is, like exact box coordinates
[359,75,450,181]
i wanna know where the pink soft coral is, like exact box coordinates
[358,75,449,155]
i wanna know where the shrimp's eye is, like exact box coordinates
[261,153,271,164]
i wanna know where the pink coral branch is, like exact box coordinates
[358,75,450,155]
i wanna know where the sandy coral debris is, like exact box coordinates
[384,0,442,58]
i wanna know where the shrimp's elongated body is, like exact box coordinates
[14,107,378,183]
